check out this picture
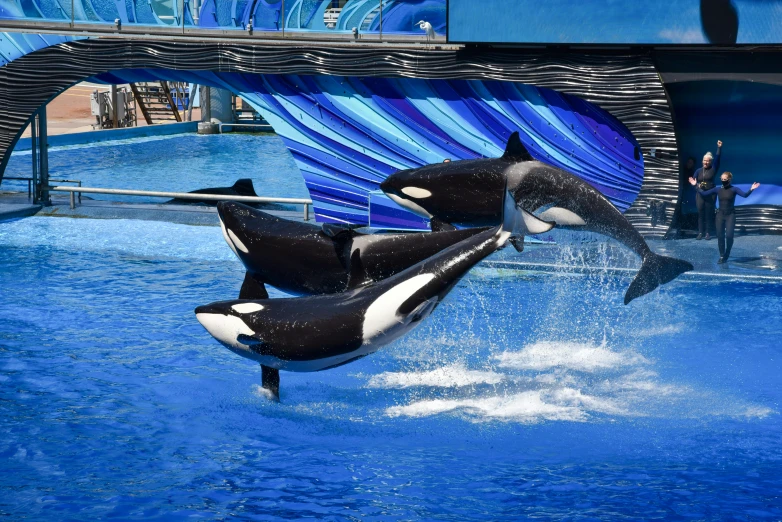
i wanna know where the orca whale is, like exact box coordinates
[217,201,490,297]
[196,188,529,401]
[167,179,282,210]
[380,131,693,304]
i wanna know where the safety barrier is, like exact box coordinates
[46,185,313,220]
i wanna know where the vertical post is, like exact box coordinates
[71,0,74,27]
[110,84,119,129]
[30,112,39,203]
[39,106,50,206]
[70,191,75,210]
[304,203,309,221]
[281,0,285,37]
[378,0,382,40]
[203,86,212,121]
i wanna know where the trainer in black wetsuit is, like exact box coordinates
[689,140,722,240]
[691,172,760,263]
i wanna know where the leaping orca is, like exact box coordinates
[217,201,491,297]
[380,131,693,304]
[196,188,531,401]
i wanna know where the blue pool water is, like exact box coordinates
[1,216,781,519]
[2,133,309,202]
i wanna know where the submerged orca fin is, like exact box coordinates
[430,217,457,232]
[346,248,370,290]
[502,131,534,162]
[509,236,525,252]
[239,272,269,300]
[624,253,694,305]
[261,365,280,402]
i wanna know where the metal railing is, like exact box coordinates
[3,176,82,201]
[46,185,313,220]
[218,122,274,133]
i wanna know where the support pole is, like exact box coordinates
[187,83,198,122]
[110,84,119,128]
[31,112,39,203]
[203,86,212,121]
[304,203,309,221]
[39,106,50,206]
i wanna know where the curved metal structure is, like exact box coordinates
[0,39,677,234]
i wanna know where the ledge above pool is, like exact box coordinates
[13,121,199,152]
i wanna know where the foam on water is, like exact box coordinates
[367,364,504,388]
[379,339,775,423]
[495,340,648,372]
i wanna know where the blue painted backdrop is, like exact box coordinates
[91,70,646,227]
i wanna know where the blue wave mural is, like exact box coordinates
[228,75,644,225]
[90,69,645,227]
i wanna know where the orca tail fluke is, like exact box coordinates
[624,253,693,305]
[261,365,280,402]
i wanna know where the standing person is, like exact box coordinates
[692,140,723,240]
[689,172,760,263]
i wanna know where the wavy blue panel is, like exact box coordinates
[88,68,644,226]
[211,74,644,225]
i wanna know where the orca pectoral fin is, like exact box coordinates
[501,131,534,162]
[237,333,263,345]
[537,207,586,227]
[346,248,370,290]
[521,209,555,235]
[501,188,554,237]
[624,253,694,305]
[239,272,269,300]
[509,236,525,253]
[261,365,280,402]
[430,217,457,232]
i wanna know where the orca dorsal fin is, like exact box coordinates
[502,131,533,162]
[231,179,258,197]
[346,248,369,290]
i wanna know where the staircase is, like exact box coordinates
[129,82,186,125]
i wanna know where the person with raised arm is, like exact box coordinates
[689,172,760,263]
[690,140,723,240]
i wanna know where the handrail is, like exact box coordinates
[46,184,313,220]
[4,176,81,200]
[0,19,450,47]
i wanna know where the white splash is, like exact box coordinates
[367,364,504,389]
[495,341,648,372]
[385,388,624,422]
[635,323,686,337]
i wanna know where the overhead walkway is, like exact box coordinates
[0,0,445,37]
